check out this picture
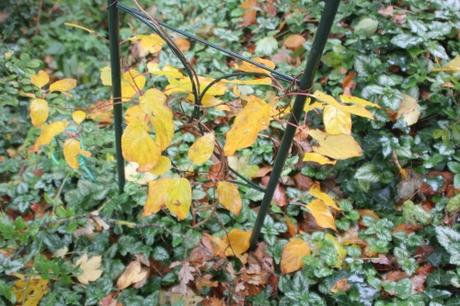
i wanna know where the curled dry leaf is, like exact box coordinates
[75,253,103,284]
[281,238,311,274]
[397,94,420,126]
[117,259,149,290]
[283,34,306,50]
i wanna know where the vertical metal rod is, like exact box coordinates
[249,0,341,249]
[108,0,125,193]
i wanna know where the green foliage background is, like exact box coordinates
[0,0,459,305]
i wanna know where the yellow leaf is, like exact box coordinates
[165,76,226,97]
[130,34,165,56]
[223,77,272,86]
[121,69,146,102]
[303,100,323,113]
[303,152,336,165]
[144,178,192,220]
[63,139,91,170]
[148,103,174,151]
[224,228,251,257]
[147,63,184,80]
[75,254,103,284]
[309,183,340,210]
[149,156,171,176]
[396,94,420,126]
[33,120,68,150]
[306,199,336,230]
[340,95,381,109]
[313,90,374,119]
[122,122,161,171]
[125,105,150,130]
[100,66,112,86]
[324,233,347,268]
[227,156,260,178]
[29,98,48,127]
[13,275,48,306]
[224,95,272,156]
[139,88,167,112]
[280,238,311,274]
[72,110,86,125]
[434,55,460,72]
[309,129,362,160]
[116,259,149,290]
[323,105,352,135]
[217,181,242,215]
[31,70,49,88]
[188,132,215,165]
[235,57,275,74]
[49,78,77,93]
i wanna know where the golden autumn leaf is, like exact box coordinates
[216,181,242,215]
[33,120,68,150]
[75,253,103,284]
[139,88,167,111]
[222,77,272,86]
[309,183,340,210]
[100,66,112,86]
[166,76,226,98]
[147,63,184,79]
[340,95,381,109]
[149,156,171,176]
[72,110,86,125]
[303,152,336,165]
[117,259,149,290]
[280,238,311,274]
[313,90,374,119]
[433,55,460,72]
[309,129,362,160]
[121,69,146,102]
[63,139,91,170]
[224,95,272,156]
[13,275,48,306]
[122,122,161,171]
[125,105,149,130]
[224,228,251,257]
[150,105,174,151]
[396,94,420,126]
[283,34,306,49]
[306,199,336,230]
[235,57,275,75]
[130,34,165,56]
[174,37,191,52]
[188,132,215,165]
[144,178,192,220]
[29,98,48,127]
[49,78,77,93]
[323,105,352,135]
[31,70,49,88]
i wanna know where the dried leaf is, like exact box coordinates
[144,178,192,220]
[309,129,362,160]
[117,259,149,290]
[397,94,420,126]
[217,181,242,215]
[31,70,49,88]
[188,132,215,165]
[241,0,258,26]
[75,253,103,284]
[306,199,336,230]
[49,78,77,93]
[29,98,48,127]
[280,238,311,274]
[224,95,272,156]
[283,34,306,49]
[174,37,191,52]
[13,275,48,306]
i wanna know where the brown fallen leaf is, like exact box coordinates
[117,259,149,290]
[283,34,306,50]
[75,253,103,284]
[331,278,351,293]
[241,0,258,26]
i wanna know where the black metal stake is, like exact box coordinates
[108,0,125,193]
[249,0,341,249]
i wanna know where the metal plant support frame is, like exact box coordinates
[107,0,341,249]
